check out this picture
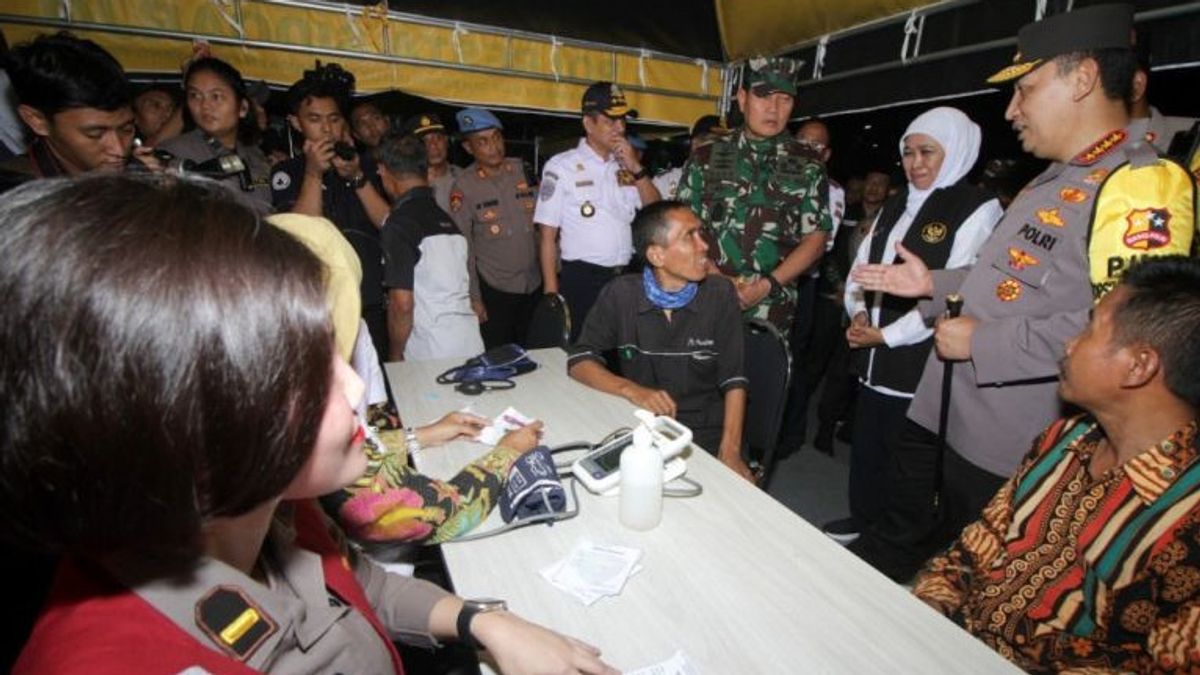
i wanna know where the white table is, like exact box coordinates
[387,349,1018,674]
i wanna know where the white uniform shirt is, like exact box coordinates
[653,166,683,200]
[533,139,642,267]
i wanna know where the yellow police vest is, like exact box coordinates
[1088,142,1196,299]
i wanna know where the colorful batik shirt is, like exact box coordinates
[914,415,1200,673]
[677,128,831,330]
[324,423,522,545]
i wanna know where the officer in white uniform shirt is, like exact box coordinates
[535,81,660,340]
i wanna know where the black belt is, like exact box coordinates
[562,259,626,275]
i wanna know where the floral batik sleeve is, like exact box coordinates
[326,427,523,545]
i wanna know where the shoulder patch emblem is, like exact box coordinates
[1035,207,1065,227]
[539,179,556,201]
[271,170,291,191]
[196,586,276,661]
[920,221,948,244]
[1059,187,1088,204]
[449,190,463,212]
[1123,208,1172,250]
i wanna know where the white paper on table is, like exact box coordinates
[477,406,536,446]
[624,650,698,675]
[539,539,642,605]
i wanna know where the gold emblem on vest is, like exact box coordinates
[920,222,947,244]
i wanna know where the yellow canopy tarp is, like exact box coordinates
[716,0,940,61]
[0,0,724,126]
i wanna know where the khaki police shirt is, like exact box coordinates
[430,164,462,214]
[448,158,542,294]
[907,128,1139,478]
[117,512,450,673]
[159,129,274,216]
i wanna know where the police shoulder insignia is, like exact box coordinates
[996,278,1022,302]
[1123,208,1172,250]
[196,586,276,661]
[616,169,635,186]
[270,171,291,191]
[449,191,463,212]
[1059,187,1088,204]
[920,221,948,244]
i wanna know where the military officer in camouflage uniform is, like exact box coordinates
[677,57,832,332]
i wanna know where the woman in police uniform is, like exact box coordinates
[0,176,615,674]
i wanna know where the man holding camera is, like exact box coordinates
[271,63,392,360]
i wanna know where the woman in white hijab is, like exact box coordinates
[822,106,1003,546]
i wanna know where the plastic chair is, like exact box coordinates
[743,318,792,485]
[524,293,572,349]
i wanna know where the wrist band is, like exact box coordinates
[765,274,784,299]
[404,426,421,454]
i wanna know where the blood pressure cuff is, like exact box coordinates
[499,445,566,523]
[1088,144,1195,299]
[437,343,538,385]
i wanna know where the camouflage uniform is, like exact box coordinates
[677,128,832,329]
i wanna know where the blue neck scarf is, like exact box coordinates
[643,266,698,310]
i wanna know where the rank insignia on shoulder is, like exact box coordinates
[996,278,1022,302]
[196,586,276,661]
[920,221,948,244]
[616,169,635,186]
[1059,187,1088,204]
[1035,207,1065,227]
[1073,129,1126,165]
[449,191,463,212]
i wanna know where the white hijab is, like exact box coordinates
[899,106,981,216]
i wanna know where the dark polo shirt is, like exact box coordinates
[568,273,747,453]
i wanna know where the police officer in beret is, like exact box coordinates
[849,3,1196,581]
[677,56,833,334]
[534,82,661,340]
[403,112,461,213]
[448,107,543,348]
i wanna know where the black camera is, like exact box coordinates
[333,141,358,161]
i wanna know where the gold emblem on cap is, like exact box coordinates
[420,116,431,126]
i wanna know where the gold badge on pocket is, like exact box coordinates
[581,201,596,218]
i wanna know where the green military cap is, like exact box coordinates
[741,56,803,97]
[987,3,1134,84]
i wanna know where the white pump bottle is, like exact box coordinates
[619,420,663,530]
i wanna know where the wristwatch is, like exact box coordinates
[456,597,508,651]
[630,167,650,181]
[347,172,368,190]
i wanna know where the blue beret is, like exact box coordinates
[456,107,503,134]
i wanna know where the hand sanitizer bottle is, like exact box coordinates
[619,421,663,530]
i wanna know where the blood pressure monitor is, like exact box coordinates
[572,413,692,495]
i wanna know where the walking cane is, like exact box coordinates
[932,294,964,513]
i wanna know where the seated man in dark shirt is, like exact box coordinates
[568,200,752,481]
